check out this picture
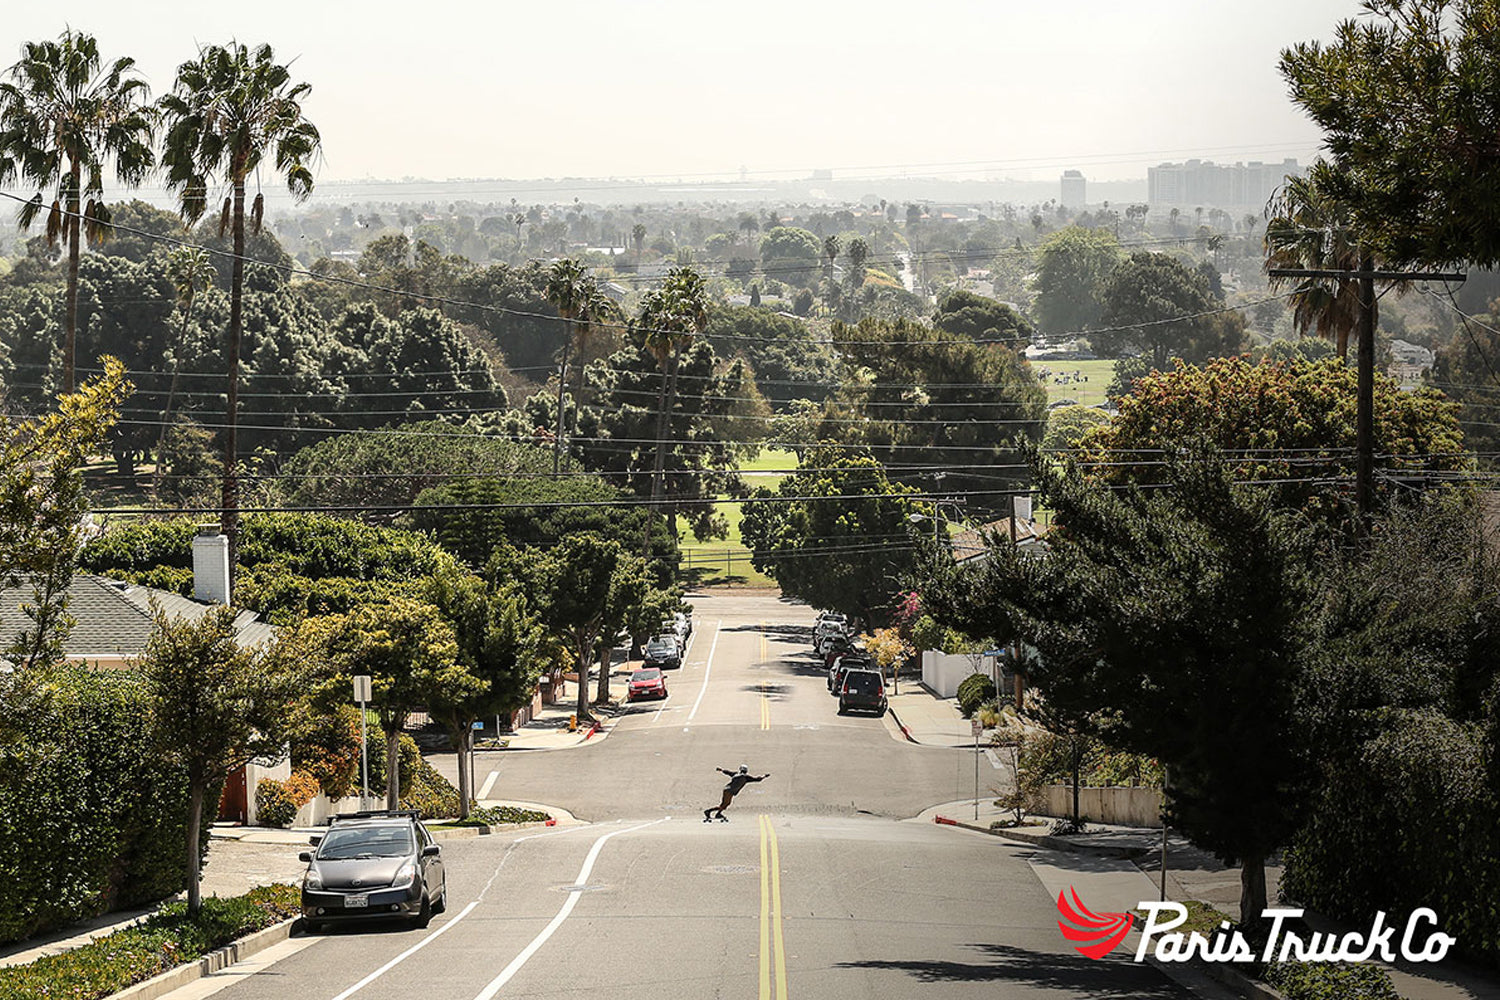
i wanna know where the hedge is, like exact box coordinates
[1264,960,1400,1000]
[254,772,320,828]
[0,666,209,944]
[956,672,996,718]
[0,884,298,1000]
[1281,709,1500,966]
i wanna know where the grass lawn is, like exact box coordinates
[1034,358,1118,408]
[676,447,796,589]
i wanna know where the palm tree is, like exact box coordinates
[153,245,217,498]
[631,222,646,264]
[637,266,709,559]
[0,30,154,392]
[544,258,612,474]
[1264,164,1367,359]
[159,42,321,587]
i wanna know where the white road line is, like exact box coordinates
[651,630,696,725]
[328,900,481,1000]
[478,770,500,799]
[323,821,614,1000]
[470,818,669,1000]
[683,619,722,730]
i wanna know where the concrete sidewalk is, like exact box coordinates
[884,683,979,747]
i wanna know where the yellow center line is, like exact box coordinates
[768,816,788,999]
[759,814,771,1000]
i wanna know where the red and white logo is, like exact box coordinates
[1055,886,1135,960]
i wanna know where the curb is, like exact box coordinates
[886,706,921,744]
[932,815,1146,860]
[106,917,298,1000]
[1200,962,1289,1000]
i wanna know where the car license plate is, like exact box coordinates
[344,894,368,908]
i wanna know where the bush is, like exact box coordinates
[449,804,551,827]
[0,884,298,1000]
[364,734,461,820]
[0,666,207,944]
[1263,960,1400,1000]
[956,673,997,718]
[254,772,319,829]
[1282,709,1500,965]
[292,706,363,800]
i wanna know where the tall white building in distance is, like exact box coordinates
[1147,159,1302,209]
[1060,170,1086,208]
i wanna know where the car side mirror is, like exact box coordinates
[422,844,441,858]
[308,835,322,846]
[298,852,312,863]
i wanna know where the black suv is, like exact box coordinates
[300,810,447,931]
[828,654,873,693]
[838,668,888,716]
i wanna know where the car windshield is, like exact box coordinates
[317,825,414,860]
[633,669,661,680]
[845,672,882,693]
[647,640,672,653]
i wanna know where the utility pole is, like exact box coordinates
[1267,260,1464,531]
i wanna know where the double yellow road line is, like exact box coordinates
[758,814,788,1000]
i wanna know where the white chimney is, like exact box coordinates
[192,528,231,605]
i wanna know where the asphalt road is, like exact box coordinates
[201,592,1195,1000]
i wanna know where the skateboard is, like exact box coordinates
[702,815,729,823]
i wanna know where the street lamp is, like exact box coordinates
[907,511,942,546]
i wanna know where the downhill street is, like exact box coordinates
[187,591,1201,1000]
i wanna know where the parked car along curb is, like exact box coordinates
[104,917,297,1000]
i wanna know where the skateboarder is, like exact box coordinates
[703,764,769,821]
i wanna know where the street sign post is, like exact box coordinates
[352,675,372,809]
[972,717,983,820]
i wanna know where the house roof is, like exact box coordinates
[0,575,273,659]
[948,518,1048,563]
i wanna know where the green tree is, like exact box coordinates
[821,317,1047,497]
[932,289,1032,343]
[740,449,928,624]
[544,259,613,474]
[139,603,308,915]
[1081,355,1467,524]
[528,534,640,721]
[1,358,130,668]
[159,42,322,583]
[423,571,544,819]
[1280,0,1500,267]
[759,226,822,287]
[153,245,217,497]
[0,30,155,393]
[930,445,1319,926]
[315,597,479,810]
[1041,404,1110,454]
[1429,304,1500,465]
[1095,251,1248,366]
[1263,163,1366,360]
[637,266,710,549]
[1031,227,1125,336]
[703,304,835,405]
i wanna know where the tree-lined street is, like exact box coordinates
[191,593,1194,1000]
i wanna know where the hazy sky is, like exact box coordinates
[6,1,1363,185]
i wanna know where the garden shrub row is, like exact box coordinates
[254,772,320,828]
[0,884,298,1000]
[0,666,207,944]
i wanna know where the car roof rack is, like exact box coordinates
[330,809,422,823]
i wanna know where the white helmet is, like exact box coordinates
[739,764,748,774]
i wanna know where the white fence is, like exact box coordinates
[1037,784,1163,828]
[920,650,990,698]
[293,792,368,829]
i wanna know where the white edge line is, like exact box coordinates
[684,620,722,729]
[651,629,695,724]
[471,818,669,1000]
[327,900,481,1000]
[478,770,500,799]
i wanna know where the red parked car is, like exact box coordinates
[628,668,668,700]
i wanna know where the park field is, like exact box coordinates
[676,447,797,589]
[1033,358,1118,408]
